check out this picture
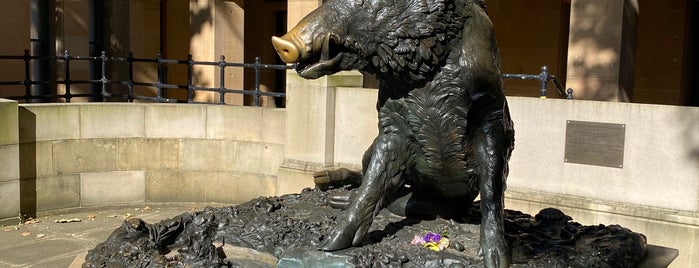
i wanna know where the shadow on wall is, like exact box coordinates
[18,107,36,219]
[190,2,213,38]
[567,0,637,101]
[682,109,699,168]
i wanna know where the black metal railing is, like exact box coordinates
[0,49,293,105]
[2,50,572,103]
[502,65,574,99]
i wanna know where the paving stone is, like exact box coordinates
[0,239,82,266]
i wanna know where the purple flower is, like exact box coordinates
[423,232,441,243]
[411,231,450,251]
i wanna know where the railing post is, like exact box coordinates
[539,65,548,99]
[218,55,226,104]
[254,56,261,107]
[155,53,164,102]
[157,52,169,102]
[23,49,32,103]
[567,88,574,100]
[100,51,109,101]
[187,53,194,103]
[63,49,72,102]
[127,52,134,102]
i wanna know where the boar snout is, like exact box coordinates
[271,35,301,64]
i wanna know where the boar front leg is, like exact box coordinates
[319,121,411,251]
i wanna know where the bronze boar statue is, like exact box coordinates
[272,0,514,266]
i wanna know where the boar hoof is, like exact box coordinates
[313,168,362,190]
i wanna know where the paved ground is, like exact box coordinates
[0,203,228,268]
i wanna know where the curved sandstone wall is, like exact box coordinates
[1,101,285,219]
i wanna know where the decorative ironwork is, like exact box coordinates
[502,65,574,99]
[0,49,293,106]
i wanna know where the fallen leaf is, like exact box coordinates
[36,233,46,238]
[87,215,96,221]
[107,215,118,218]
[55,218,82,223]
[123,213,133,219]
[21,216,41,226]
[21,231,31,236]
[142,206,152,212]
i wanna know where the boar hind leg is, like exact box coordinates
[474,117,512,268]
[319,132,410,251]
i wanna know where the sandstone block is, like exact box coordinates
[80,171,145,206]
[36,174,80,211]
[53,139,117,174]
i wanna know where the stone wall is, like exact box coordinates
[0,101,285,224]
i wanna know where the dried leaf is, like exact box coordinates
[107,215,118,218]
[21,216,41,226]
[21,231,31,236]
[123,213,133,219]
[36,233,46,238]
[23,218,41,225]
[55,218,81,223]
[87,215,96,221]
[142,206,152,212]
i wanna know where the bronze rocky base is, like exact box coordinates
[84,187,647,267]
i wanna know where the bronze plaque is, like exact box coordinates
[564,120,625,168]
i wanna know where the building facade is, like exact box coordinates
[0,0,697,106]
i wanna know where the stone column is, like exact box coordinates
[189,0,245,105]
[214,0,245,105]
[276,0,364,194]
[565,0,638,101]
[286,0,323,31]
[277,72,363,194]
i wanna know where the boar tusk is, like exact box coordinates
[272,36,301,63]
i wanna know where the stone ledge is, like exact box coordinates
[19,104,81,142]
[506,188,699,227]
[278,159,330,173]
